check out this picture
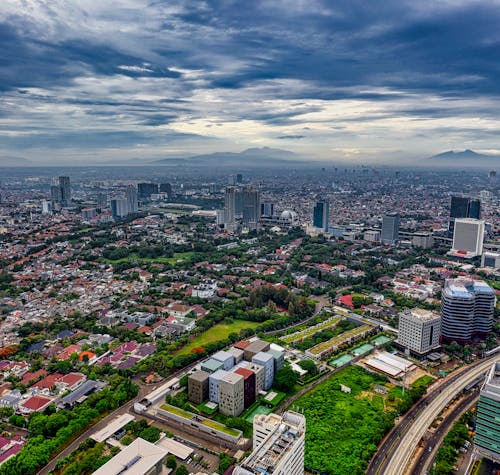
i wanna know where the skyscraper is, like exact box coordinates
[224,186,260,232]
[474,362,500,463]
[441,278,496,344]
[242,186,260,230]
[58,176,71,208]
[449,195,481,235]
[159,182,173,199]
[313,201,329,231]
[234,411,306,475]
[137,183,158,201]
[125,185,138,214]
[397,308,441,355]
[110,198,129,219]
[451,218,485,256]
[381,213,400,244]
[50,184,61,209]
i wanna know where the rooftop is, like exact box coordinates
[92,437,167,475]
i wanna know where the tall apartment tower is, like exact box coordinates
[242,186,260,231]
[137,183,158,201]
[397,308,441,355]
[474,362,500,463]
[234,411,306,475]
[441,278,496,344]
[449,195,481,235]
[50,184,62,209]
[452,218,485,256]
[260,202,274,218]
[110,198,129,219]
[159,183,173,199]
[59,176,71,207]
[125,185,138,214]
[381,213,400,244]
[224,186,239,232]
[313,201,329,231]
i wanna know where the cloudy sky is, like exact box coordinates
[1,0,500,165]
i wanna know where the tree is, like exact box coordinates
[175,465,188,475]
[166,455,177,470]
[273,367,298,392]
[298,359,318,376]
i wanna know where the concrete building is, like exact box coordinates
[227,347,244,364]
[252,352,275,390]
[236,361,265,395]
[364,230,381,242]
[474,362,500,462]
[126,185,138,213]
[219,372,245,417]
[212,350,235,370]
[267,348,285,372]
[452,218,485,257]
[201,358,224,374]
[412,232,434,249]
[397,308,441,355]
[209,369,228,403]
[482,251,500,269]
[110,198,129,219]
[59,176,71,208]
[92,437,167,475]
[234,367,256,408]
[243,340,270,361]
[449,195,481,236]
[441,278,496,344]
[381,213,400,244]
[234,411,306,475]
[188,370,210,404]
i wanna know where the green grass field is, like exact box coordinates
[103,251,195,265]
[177,320,261,355]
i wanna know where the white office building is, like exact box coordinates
[397,308,441,355]
[234,411,306,475]
[208,369,228,403]
[452,218,485,256]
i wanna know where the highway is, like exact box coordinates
[410,389,479,475]
[367,356,496,475]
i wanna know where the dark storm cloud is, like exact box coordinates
[1,0,500,159]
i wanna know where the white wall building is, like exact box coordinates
[234,411,306,475]
[397,308,441,355]
[452,218,485,256]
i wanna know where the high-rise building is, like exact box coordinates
[224,186,260,232]
[159,183,173,198]
[313,201,329,231]
[50,184,61,208]
[260,202,274,218]
[41,200,51,215]
[110,198,129,220]
[474,362,500,463]
[242,186,260,230]
[234,367,256,408]
[219,372,244,417]
[397,308,441,355]
[234,411,306,475]
[488,170,497,180]
[125,185,138,214]
[96,193,108,210]
[236,173,243,184]
[451,218,485,256]
[59,176,71,208]
[441,278,496,344]
[252,352,274,390]
[381,213,400,244]
[449,195,481,235]
[137,183,158,201]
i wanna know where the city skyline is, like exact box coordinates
[1,1,500,166]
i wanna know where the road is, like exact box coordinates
[410,389,479,475]
[367,357,496,475]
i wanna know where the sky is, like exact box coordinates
[1,0,500,165]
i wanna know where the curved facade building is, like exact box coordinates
[441,278,496,344]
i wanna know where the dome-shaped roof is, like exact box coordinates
[280,210,297,220]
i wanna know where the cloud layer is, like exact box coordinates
[1,0,500,164]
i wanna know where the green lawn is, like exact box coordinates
[292,365,398,475]
[177,321,261,355]
[103,251,195,265]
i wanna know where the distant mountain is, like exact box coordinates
[430,149,490,160]
[0,156,31,166]
[155,147,303,167]
[428,149,499,168]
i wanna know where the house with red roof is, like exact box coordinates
[20,395,53,414]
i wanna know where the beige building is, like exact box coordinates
[219,372,244,417]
